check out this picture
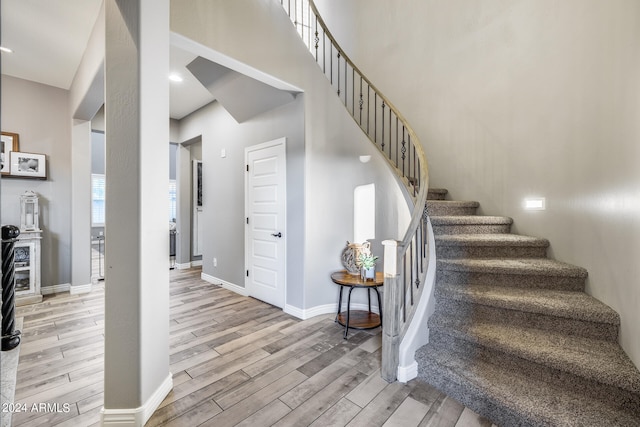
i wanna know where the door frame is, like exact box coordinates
[244,137,287,308]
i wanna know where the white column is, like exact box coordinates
[102,0,172,425]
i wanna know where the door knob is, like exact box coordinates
[271,232,282,238]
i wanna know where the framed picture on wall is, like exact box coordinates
[10,151,47,179]
[1,132,20,175]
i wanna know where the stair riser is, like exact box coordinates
[436,243,547,259]
[432,223,511,235]
[427,205,478,216]
[427,331,640,416]
[437,269,585,291]
[431,298,618,341]
[427,189,447,200]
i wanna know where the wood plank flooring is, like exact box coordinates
[11,268,497,426]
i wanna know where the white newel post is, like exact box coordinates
[382,239,401,382]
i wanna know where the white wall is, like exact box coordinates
[317,0,640,367]
[1,75,72,290]
[171,0,408,312]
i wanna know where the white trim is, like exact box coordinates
[284,303,334,320]
[175,262,192,270]
[101,373,173,427]
[397,361,418,383]
[204,274,381,325]
[142,374,173,424]
[191,260,203,267]
[41,283,71,295]
[201,273,249,296]
[100,410,141,426]
[70,283,93,295]
[283,304,306,319]
[284,302,380,320]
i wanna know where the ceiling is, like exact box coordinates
[1,0,215,120]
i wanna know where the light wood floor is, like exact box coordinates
[12,268,496,427]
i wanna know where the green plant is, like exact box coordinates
[358,252,379,269]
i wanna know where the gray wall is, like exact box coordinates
[91,131,105,174]
[172,0,408,313]
[169,143,177,181]
[179,97,306,308]
[316,0,640,367]
[1,75,72,289]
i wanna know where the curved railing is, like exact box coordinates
[279,0,430,381]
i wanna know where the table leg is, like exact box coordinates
[367,289,371,312]
[375,287,382,326]
[344,286,355,339]
[335,286,344,323]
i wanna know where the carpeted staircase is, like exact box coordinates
[416,188,640,427]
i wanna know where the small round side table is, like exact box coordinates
[331,270,383,339]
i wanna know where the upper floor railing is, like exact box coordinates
[279,0,430,382]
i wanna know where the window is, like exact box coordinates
[169,179,177,222]
[92,174,105,226]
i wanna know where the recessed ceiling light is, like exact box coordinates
[0,46,13,53]
[169,73,183,83]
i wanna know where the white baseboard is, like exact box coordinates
[201,273,249,296]
[101,373,173,426]
[285,303,334,320]
[397,360,418,383]
[176,261,202,269]
[284,303,379,320]
[200,276,380,322]
[42,282,94,296]
[41,283,71,295]
[70,283,92,295]
[283,304,307,319]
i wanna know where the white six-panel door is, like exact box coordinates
[245,138,286,308]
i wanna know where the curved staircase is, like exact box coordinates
[416,188,640,426]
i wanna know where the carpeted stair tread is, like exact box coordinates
[427,317,640,394]
[435,233,549,247]
[438,257,588,278]
[435,283,619,325]
[419,189,639,425]
[416,344,640,427]
[428,200,479,207]
[430,215,513,225]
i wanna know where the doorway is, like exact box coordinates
[245,138,287,308]
[90,130,105,283]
